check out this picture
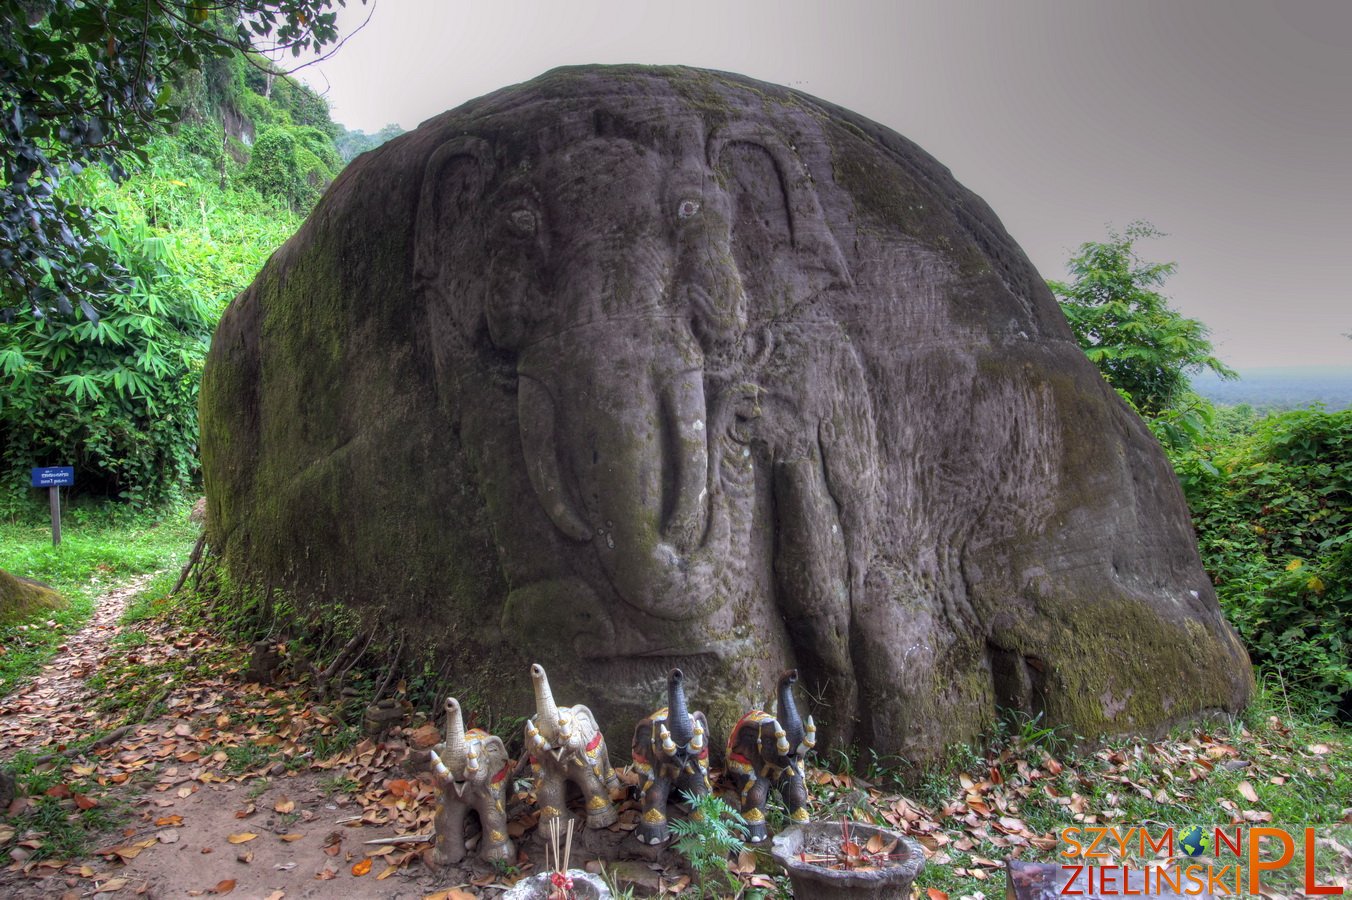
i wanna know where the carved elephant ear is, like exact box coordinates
[708,122,850,317]
[413,136,496,342]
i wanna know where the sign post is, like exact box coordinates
[31,467,74,547]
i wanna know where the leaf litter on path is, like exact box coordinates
[2,570,1348,897]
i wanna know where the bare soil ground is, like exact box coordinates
[0,577,693,899]
[4,573,1349,900]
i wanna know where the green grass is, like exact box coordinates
[3,750,121,862]
[0,500,200,695]
[317,773,359,796]
[222,743,276,774]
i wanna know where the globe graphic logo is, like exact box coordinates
[1179,826,1210,858]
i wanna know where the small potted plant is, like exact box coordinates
[502,819,612,900]
[771,818,924,900]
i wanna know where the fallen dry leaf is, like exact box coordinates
[927,889,949,900]
[274,797,295,814]
[211,879,236,895]
[1237,780,1259,803]
[280,833,304,842]
[226,832,258,844]
[352,857,373,876]
[663,875,692,894]
[409,723,440,749]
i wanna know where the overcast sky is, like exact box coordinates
[296,0,1351,370]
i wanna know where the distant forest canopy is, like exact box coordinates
[336,123,406,162]
[1191,366,1352,412]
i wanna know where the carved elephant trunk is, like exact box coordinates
[516,316,733,622]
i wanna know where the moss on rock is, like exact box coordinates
[0,568,65,626]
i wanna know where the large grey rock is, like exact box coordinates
[200,65,1251,761]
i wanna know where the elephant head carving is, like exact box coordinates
[413,110,858,637]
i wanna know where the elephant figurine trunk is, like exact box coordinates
[531,662,561,743]
[775,669,816,755]
[443,697,468,771]
[667,667,694,747]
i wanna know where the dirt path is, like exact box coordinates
[0,575,690,899]
[0,574,154,756]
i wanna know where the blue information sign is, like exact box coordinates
[31,467,74,488]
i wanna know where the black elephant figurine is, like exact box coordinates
[630,668,710,844]
[725,669,817,842]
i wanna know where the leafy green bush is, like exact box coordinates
[243,125,338,211]
[0,173,212,512]
[670,793,749,899]
[1176,407,1351,717]
[0,129,304,515]
[1050,223,1233,418]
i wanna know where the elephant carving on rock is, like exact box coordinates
[202,67,1254,769]
[427,697,515,866]
[410,95,874,745]
[726,669,817,843]
[631,668,711,845]
[525,664,620,829]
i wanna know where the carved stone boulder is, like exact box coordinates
[200,65,1252,762]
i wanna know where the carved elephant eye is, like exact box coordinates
[677,198,701,219]
[508,207,538,235]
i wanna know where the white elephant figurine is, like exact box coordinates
[525,663,620,829]
[427,697,515,866]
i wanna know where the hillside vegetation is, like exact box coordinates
[0,53,396,515]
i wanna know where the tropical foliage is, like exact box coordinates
[1049,222,1234,419]
[0,47,336,513]
[1173,406,1351,717]
[1051,230,1350,719]
[0,0,363,322]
